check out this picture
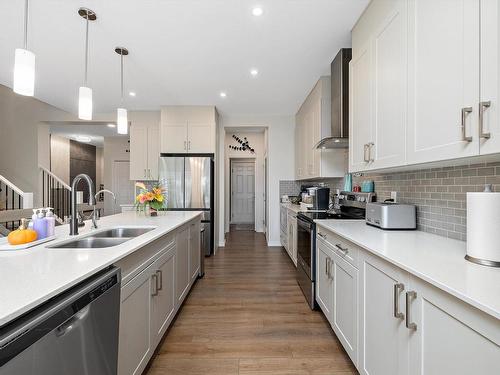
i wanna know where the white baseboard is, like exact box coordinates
[267,240,282,247]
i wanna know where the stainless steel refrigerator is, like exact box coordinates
[159,154,214,257]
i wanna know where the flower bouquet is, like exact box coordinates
[135,182,165,216]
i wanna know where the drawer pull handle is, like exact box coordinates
[393,283,405,320]
[406,291,417,330]
[335,243,348,254]
[156,270,163,291]
[318,232,326,239]
[151,274,159,296]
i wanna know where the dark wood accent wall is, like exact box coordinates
[70,140,96,202]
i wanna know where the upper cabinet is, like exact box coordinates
[295,77,347,180]
[160,106,217,154]
[350,0,500,173]
[130,121,160,181]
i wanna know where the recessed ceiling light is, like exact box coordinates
[75,135,91,143]
[250,68,259,77]
[129,91,136,97]
[107,123,116,128]
[252,7,263,16]
[220,92,227,98]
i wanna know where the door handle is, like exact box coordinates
[368,142,374,162]
[461,107,473,142]
[156,270,163,291]
[188,140,191,150]
[363,144,369,162]
[405,291,417,330]
[327,258,333,279]
[325,256,329,275]
[144,169,147,178]
[393,283,405,320]
[335,243,349,255]
[151,274,159,296]
[55,305,90,337]
[479,101,491,139]
[184,141,187,150]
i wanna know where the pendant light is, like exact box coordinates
[115,47,129,135]
[13,0,35,96]
[78,8,96,120]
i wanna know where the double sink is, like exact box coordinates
[49,227,156,249]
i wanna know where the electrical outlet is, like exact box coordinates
[390,191,398,202]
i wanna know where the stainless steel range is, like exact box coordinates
[296,191,376,309]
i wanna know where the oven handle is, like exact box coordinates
[297,216,313,231]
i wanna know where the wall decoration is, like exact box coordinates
[228,135,255,153]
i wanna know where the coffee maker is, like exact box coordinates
[309,187,330,210]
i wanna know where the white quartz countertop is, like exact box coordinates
[281,202,303,214]
[315,220,500,320]
[0,211,202,327]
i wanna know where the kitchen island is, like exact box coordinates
[0,210,202,327]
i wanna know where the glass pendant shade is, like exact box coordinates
[13,48,35,96]
[78,86,93,120]
[117,107,128,134]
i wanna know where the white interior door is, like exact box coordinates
[112,160,135,214]
[231,161,255,224]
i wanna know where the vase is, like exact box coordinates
[149,206,158,217]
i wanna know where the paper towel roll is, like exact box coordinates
[466,192,500,266]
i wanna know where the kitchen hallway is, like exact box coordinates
[146,230,356,375]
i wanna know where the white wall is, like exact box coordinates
[218,115,295,247]
[0,84,73,202]
[103,137,131,215]
[224,131,265,233]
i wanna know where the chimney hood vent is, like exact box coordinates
[315,48,351,149]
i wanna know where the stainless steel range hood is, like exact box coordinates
[315,48,351,149]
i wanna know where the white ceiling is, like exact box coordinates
[0,0,368,116]
[49,121,127,147]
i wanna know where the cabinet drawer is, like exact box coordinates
[316,226,359,268]
[116,233,174,286]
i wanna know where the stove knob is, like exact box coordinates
[359,196,366,202]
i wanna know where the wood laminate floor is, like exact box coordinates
[146,230,357,375]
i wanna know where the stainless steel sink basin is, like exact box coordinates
[48,226,156,249]
[92,227,155,238]
[50,237,130,249]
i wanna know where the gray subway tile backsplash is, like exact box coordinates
[280,160,500,242]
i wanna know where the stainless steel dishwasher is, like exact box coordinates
[0,267,121,375]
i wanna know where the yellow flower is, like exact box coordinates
[155,194,164,202]
[145,192,155,201]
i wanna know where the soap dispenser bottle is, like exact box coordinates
[33,209,47,240]
[45,208,55,237]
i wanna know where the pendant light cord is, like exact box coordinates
[23,0,29,49]
[84,13,89,85]
[120,53,124,103]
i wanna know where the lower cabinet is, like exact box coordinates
[287,212,298,266]
[175,226,190,304]
[316,237,358,365]
[117,218,201,375]
[317,224,500,375]
[358,250,409,375]
[118,261,156,375]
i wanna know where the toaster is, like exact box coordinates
[366,202,417,229]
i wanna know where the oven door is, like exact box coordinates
[296,216,314,280]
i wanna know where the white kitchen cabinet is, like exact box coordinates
[295,77,347,180]
[370,0,407,169]
[151,244,176,346]
[287,212,297,266]
[118,262,155,375]
[479,0,500,155]
[160,106,217,154]
[350,0,407,172]
[280,205,288,249]
[406,0,480,164]
[176,226,190,304]
[189,220,201,282]
[130,125,160,181]
[316,238,334,321]
[331,251,358,365]
[349,41,373,172]
[161,122,188,153]
[358,250,409,375]
[407,274,500,375]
